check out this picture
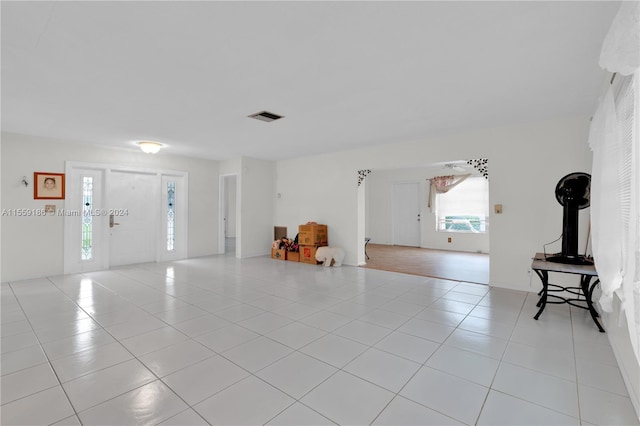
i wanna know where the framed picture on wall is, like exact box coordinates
[34,172,65,199]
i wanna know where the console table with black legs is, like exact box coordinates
[531,253,604,332]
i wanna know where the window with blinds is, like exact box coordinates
[435,176,489,233]
[615,74,634,244]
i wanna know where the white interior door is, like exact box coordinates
[392,182,421,247]
[108,170,158,266]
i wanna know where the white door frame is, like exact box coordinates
[64,161,188,274]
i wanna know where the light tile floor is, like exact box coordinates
[1,255,639,425]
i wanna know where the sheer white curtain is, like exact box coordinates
[589,85,624,312]
[589,1,639,359]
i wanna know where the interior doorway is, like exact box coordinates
[219,174,239,256]
[359,162,491,282]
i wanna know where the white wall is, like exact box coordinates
[275,152,357,255]
[0,137,3,283]
[3,116,593,292]
[366,167,490,253]
[238,157,275,258]
[275,116,593,291]
[218,156,275,258]
[1,133,220,282]
[220,157,241,176]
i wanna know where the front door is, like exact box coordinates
[108,170,158,266]
[64,162,189,274]
[392,182,421,247]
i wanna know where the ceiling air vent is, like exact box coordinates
[248,110,284,122]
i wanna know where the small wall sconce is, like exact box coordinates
[138,141,163,154]
[21,176,29,187]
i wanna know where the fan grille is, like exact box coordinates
[555,172,591,209]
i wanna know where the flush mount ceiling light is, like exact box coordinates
[248,111,284,122]
[138,141,163,154]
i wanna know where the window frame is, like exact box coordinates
[435,176,489,234]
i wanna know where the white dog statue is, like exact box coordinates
[315,246,345,267]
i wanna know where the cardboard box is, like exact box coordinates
[300,245,321,264]
[274,226,287,240]
[287,252,300,262]
[298,224,328,246]
[271,248,286,260]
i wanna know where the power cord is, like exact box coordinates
[543,234,562,258]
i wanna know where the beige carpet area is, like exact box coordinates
[362,244,490,285]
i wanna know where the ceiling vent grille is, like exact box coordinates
[248,111,284,122]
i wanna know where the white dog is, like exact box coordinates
[315,246,345,267]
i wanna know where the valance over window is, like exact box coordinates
[428,174,471,211]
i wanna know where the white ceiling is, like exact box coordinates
[1,1,620,161]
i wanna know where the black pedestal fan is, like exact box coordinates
[546,172,594,265]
